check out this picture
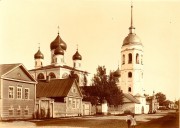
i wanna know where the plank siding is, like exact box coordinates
[1,79,35,120]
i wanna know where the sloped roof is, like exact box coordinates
[36,78,81,98]
[0,63,36,82]
[0,63,20,76]
[123,93,140,104]
[134,93,144,98]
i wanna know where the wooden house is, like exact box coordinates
[0,63,37,120]
[35,78,84,118]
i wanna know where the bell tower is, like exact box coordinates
[120,3,144,95]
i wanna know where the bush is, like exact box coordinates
[124,110,131,114]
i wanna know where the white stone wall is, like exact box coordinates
[120,44,144,95]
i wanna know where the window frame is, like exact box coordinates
[24,88,29,100]
[136,53,139,64]
[37,73,45,80]
[24,106,29,115]
[8,86,14,99]
[9,105,14,116]
[122,54,125,65]
[128,72,132,78]
[128,53,132,64]
[72,99,76,109]
[17,109,21,116]
[17,87,22,99]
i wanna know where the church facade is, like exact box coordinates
[113,4,149,114]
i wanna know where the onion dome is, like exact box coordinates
[113,67,121,77]
[34,49,44,59]
[50,33,67,51]
[122,33,142,46]
[72,50,82,60]
[54,45,64,55]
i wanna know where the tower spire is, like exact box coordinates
[76,44,78,51]
[129,1,135,34]
[57,26,60,35]
[38,43,40,50]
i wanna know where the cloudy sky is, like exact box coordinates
[0,0,179,101]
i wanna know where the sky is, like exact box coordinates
[0,0,179,101]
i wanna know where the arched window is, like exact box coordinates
[136,53,139,64]
[128,72,132,78]
[128,87,131,92]
[141,55,143,65]
[49,72,56,79]
[122,54,125,65]
[37,73,44,80]
[128,53,132,64]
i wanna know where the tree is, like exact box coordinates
[82,66,123,106]
[175,99,179,108]
[155,92,166,106]
[163,100,171,108]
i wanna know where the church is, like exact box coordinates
[29,31,89,86]
[113,4,149,114]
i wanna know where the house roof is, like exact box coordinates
[0,63,20,76]
[36,78,82,98]
[0,63,36,82]
[134,93,144,98]
[123,93,140,104]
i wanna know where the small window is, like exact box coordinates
[72,86,76,93]
[17,109,21,115]
[128,72,132,78]
[24,110,28,115]
[128,53,132,64]
[61,58,64,63]
[9,86,14,99]
[136,53,139,64]
[74,62,76,67]
[25,88,29,99]
[72,99,76,108]
[49,72,56,79]
[24,106,29,115]
[141,55,143,65]
[17,87,22,99]
[128,87,131,92]
[37,73,45,80]
[9,109,14,116]
[68,98,72,107]
[122,55,125,65]
[76,99,79,108]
